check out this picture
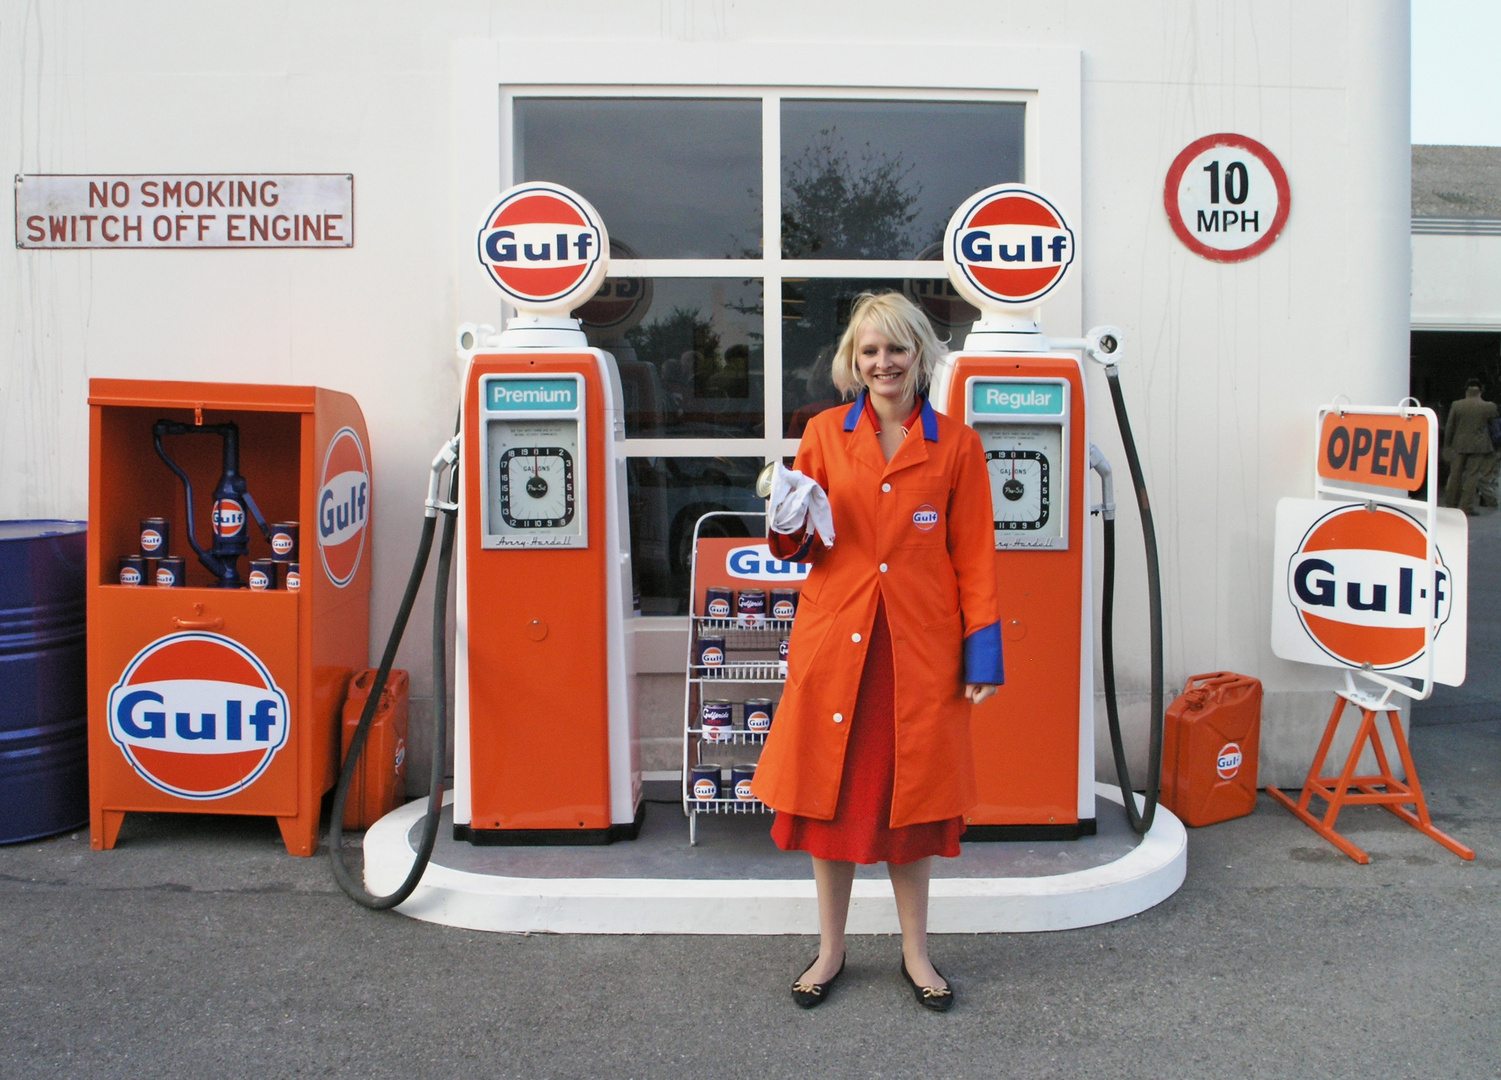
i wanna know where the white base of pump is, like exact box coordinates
[362,785,1185,935]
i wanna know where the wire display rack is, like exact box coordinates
[681,511,801,845]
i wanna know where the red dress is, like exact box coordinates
[771,594,965,864]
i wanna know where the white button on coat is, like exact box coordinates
[852,633,861,642]
[879,563,888,572]
[833,713,844,723]
[882,483,892,492]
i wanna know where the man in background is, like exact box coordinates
[1442,377,1499,515]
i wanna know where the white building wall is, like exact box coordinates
[1413,234,1501,329]
[2,1,1412,790]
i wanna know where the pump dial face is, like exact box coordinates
[499,447,575,528]
[485,417,585,544]
[976,422,1065,546]
[986,449,1049,529]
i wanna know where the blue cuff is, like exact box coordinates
[963,622,1004,686]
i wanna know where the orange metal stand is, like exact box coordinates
[1268,691,1474,864]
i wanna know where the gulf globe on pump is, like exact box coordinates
[106,632,290,799]
[475,182,610,315]
[944,185,1077,310]
[1287,503,1453,670]
[318,426,369,588]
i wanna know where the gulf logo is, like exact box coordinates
[1287,503,1452,670]
[576,239,652,338]
[725,544,811,582]
[944,185,1076,309]
[913,505,940,531]
[318,427,370,588]
[1216,743,1243,780]
[905,243,980,330]
[212,498,246,539]
[106,632,290,800]
[693,777,719,799]
[475,182,609,314]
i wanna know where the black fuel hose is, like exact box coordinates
[328,456,459,909]
[1099,364,1165,835]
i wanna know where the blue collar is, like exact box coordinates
[843,390,939,442]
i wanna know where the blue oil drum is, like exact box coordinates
[0,520,88,843]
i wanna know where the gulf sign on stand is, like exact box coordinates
[476,182,608,315]
[319,426,370,587]
[1271,499,1467,686]
[107,633,290,799]
[943,185,1076,309]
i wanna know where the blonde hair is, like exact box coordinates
[829,292,945,401]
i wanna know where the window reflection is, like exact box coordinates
[781,277,977,436]
[582,277,764,439]
[781,100,1024,260]
[627,457,764,615]
[515,97,761,259]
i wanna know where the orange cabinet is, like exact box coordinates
[87,380,371,855]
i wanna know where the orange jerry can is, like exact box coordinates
[1160,672,1262,827]
[340,669,409,829]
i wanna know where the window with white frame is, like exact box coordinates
[505,88,1026,613]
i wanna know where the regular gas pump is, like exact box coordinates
[930,185,1165,836]
[330,182,640,908]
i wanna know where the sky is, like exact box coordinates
[1412,0,1501,146]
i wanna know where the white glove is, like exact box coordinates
[767,463,835,549]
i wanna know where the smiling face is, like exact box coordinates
[855,325,918,408]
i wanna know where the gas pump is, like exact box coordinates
[330,182,640,908]
[452,183,639,844]
[930,185,1165,836]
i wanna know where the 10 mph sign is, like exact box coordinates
[1165,133,1290,262]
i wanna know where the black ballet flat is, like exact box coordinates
[791,953,846,1009]
[900,958,954,1012]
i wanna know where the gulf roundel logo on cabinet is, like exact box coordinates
[944,185,1076,309]
[475,182,609,314]
[318,426,370,588]
[107,633,290,800]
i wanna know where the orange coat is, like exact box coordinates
[750,394,1003,827]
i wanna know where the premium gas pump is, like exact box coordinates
[450,329,640,843]
[930,185,1165,837]
[451,184,640,844]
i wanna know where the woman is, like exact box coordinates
[751,292,1002,1012]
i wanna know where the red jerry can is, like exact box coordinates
[340,669,409,829]
[1160,672,1262,827]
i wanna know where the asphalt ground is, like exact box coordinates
[4,516,1500,1079]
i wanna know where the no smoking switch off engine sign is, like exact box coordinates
[1165,133,1290,262]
